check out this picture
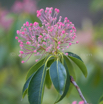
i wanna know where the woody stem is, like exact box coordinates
[70,76,88,104]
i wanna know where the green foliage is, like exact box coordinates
[55,59,70,103]
[63,55,76,97]
[22,73,35,98]
[28,65,47,104]
[99,101,103,104]
[47,58,55,67]
[67,52,88,77]
[49,60,67,95]
[45,69,52,89]
[22,52,87,104]
[26,57,46,80]
[67,52,83,62]
[90,0,103,12]
[99,94,103,104]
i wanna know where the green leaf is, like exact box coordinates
[63,55,76,80]
[63,55,76,97]
[68,52,83,62]
[66,83,74,97]
[99,101,103,104]
[28,65,47,104]
[22,73,35,98]
[67,52,88,77]
[26,57,46,80]
[99,95,103,103]
[45,69,52,89]
[55,59,71,103]
[47,58,55,67]
[50,60,67,95]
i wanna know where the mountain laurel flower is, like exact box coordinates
[15,7,78,63]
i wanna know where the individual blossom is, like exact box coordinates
[11,0,37,14]
[15,7,78,63]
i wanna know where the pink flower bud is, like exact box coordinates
[39,35,43,38]
[67,20,69,23]
[24,28,27,31]
[19,51,24,54]
[58,41,61,44]
[62,30,65,34]
[34,22,38,26]
[69,43,72,46]
[30,23,33,26]
[65,17,68,20]
[20,44,23,47]
[21,61,24,63]
[35,59,38,62]
[17,30,20,34]
[76,41,79,44]
[70,30,73,33]
[49,10,52,14]
[65,53,68,55]
[26,21,29,26]
[57,46,59,49]
[15,36,18,40]
[34,50,37,53]
[18,40,21,43]
[26,41,31,45]
[21,31,25,35]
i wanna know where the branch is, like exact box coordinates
[70,76,88,104]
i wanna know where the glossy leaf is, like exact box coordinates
[55,59,70,102]
[28,65,47,104]
[26,57,46,80]
[63,55,76,80]
[67,52,88,77]
[50,60,67,95]
[45,70,52,89]
[22,73,35,98]
[67,52,83,62]
[63,55,76,96]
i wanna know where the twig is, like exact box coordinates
[70,76,88,104]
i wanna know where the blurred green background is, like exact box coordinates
[0,0,103,104]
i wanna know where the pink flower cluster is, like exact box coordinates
[11,0,37,14]
[15,7,78,63]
